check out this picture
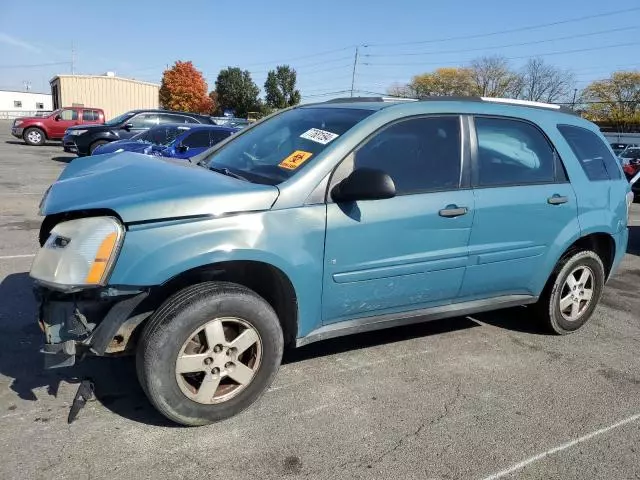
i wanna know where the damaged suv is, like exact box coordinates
[31,97,631,426]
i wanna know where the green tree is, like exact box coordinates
[581,71,640,131]
[215,67,260,118]
[409,68,479,97]
[264,65,301,109]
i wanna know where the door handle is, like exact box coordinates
[547,195,568,205]
[439,205,468,218]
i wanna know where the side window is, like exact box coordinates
[129,114,158,128]
[82,110,97,121]
[210,130,232,145]
[161,114,199,124]
[60,109,78,121]
[474,117,556,187]
[182,130,210,148]
[353,116,462,195]
[557,125,621,180]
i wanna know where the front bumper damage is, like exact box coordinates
[35,285,149,369]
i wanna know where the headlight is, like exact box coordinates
[14,120,23,127]
[68,129,88,136]
[30,217,124,290]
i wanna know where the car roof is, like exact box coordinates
[148,123,238,132]
[303,96,593,130]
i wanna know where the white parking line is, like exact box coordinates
[479,412,640,480]
[0,254,35,260]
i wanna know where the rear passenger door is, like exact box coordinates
[459,116,578,300]
[81,109,100,125]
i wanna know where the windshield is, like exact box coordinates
[133,125,188,146]
[202,107,373,185]
[621,148,640,158]
[105,111,135,126]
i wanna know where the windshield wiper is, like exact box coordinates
[207,166,249,182]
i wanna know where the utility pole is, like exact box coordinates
[350,46,359,97]
[571,88,578,109]
[71,42,75,75]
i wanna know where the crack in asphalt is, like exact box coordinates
[336,379,464,473]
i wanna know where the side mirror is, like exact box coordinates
[331,168,396,203]
[122,123,133,131]
[54,115,61,121]
[176,144,189,153]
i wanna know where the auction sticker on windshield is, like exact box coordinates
[279,150,313,170]
[300,128,339,145]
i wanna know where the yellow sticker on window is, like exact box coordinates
[279,150,313,170]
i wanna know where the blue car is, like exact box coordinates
[91,123,240,159]
[31,96,631,426]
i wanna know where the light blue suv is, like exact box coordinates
[31,97,631,425]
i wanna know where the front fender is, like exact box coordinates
[109,207,327,337]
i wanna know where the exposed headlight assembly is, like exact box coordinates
[30,217,124,290]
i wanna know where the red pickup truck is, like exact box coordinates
[11,107,105,146]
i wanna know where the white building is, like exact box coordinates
[0,90,53,119]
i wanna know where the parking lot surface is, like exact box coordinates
[0,119,639,480]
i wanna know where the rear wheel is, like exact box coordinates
[89,140,108,155]
[533,250,605,334]
[23,127,45,146]
[136,282,284,426]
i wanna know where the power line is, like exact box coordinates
[243,46,356,68]
[249,55,353,75]
[364,26,636,58]
[363,6,640,48]
[0,61,71,69]
[363,41,640,67]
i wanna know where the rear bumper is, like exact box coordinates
[34,285,149,368]
[610,227,628,279]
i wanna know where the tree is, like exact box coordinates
[470,56,520,98]
[581,71,640,131]
[208,90,219,115]
[409,68,479,97]
[386,82,415,98]
[159,61,213,114]
[264,65,301,109]
[516,58,574,103]
[215,67,260,118]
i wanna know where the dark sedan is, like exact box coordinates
[63,109,215,156]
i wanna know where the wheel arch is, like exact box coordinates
[139,260,299,347]
[24,125,48,140]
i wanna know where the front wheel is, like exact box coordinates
[533,250,605,334]
[89,140,109,155]
[136,282,283,426]
[23,127,45,146]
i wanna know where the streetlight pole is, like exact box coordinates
[350,46,359,97]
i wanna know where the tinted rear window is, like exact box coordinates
[558,125,621,181]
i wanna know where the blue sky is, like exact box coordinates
[1,0,639,101]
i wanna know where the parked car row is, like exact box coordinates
[11,107,248,160]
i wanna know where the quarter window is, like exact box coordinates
[36,102,44,109]
[82,110,98,121]
[60,109,78,121]
[353,116,462,195]
[558,125,622,180]
[161,114,199,124]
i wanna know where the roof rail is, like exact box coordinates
[323,96,417,104]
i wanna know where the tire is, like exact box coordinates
[533,250,605,335]
[23,127,45,146]
[136,281,284,426]
[89,140,109,155]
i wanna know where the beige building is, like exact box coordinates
[50,73,159,120]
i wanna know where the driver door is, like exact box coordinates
[322,115,475,324]
[120,113,158,139]
[50,108,80,137]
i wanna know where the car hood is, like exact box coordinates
[41,152,280,223]
[66,124,109,133]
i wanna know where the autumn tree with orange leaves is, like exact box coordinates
[159,61,213,114]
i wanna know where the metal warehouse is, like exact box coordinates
[49,73,159,120]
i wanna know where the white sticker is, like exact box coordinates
[300,128,339,145]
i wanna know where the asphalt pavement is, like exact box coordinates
[0,120,638,480]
